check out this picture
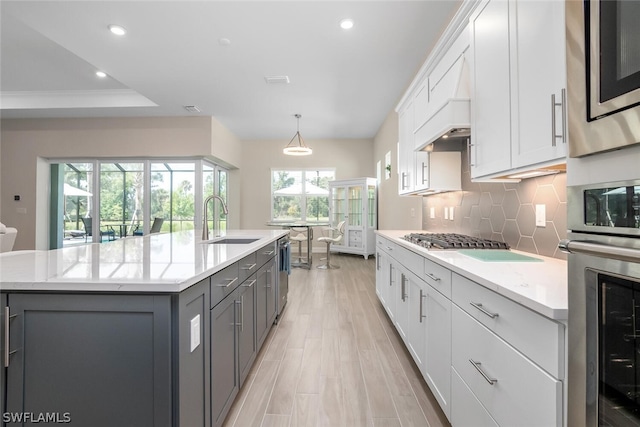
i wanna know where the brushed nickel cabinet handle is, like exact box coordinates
[425,272,441,282]
[469,359,497,385]
[4,307,17,368]
[376,254,380,270]
[242,279,257,288]
[241,263,257,271]
[419,289,427,323]
[470,302,499,319]
[551,93,557,147]
[401,274,407,302]
[216,277,238,288]
[561,88,567,144]
[263,250,275,256]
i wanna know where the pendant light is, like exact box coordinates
[283,114,312,156]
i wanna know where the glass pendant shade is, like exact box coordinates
[283,114,312,156]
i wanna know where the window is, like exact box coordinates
[271,169,334,222]
[54,158,227,247]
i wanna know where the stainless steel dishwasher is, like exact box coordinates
[276,235,290,321]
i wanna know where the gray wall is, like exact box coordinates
[422,145,567,259]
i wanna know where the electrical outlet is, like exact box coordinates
[430,207,435,219]
[449,206,455,221]
[535,204,546,227]
[190,315,201,352]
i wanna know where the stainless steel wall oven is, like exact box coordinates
[562,180,640,426]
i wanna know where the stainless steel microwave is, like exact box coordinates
[567,0,640,157]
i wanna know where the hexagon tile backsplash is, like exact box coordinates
[422,155,567,259]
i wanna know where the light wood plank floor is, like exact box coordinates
[223,254,450,427]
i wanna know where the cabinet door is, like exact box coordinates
[237,276,257,387]
[256,264,269,347]
[470,0,512,178]
[398,101,415,194]
[406,273,427,372]
[424,284,452,420]
[211,291,239,427]
[510,0,566,167]
[5,294,172,427]
[265,258,277,328]
[375,249,390,308]
[395,268,410,343]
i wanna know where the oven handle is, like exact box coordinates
[559,239,640,264]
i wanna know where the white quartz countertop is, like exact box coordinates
[0,229,288,293]
[376,230,568,320]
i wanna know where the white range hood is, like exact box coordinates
[414,54,471,151]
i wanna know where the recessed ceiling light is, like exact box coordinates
[218,38,231,46]
[96,71,107,78]
[339,18,354,30]
[108,24,127,36]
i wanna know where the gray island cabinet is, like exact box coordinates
[0,230,286,427]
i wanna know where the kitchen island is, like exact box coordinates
[0,229,288,427]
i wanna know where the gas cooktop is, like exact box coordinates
[403,233,510,250]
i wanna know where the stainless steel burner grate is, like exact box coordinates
[403,233,510,250]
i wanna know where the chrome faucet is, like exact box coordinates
[202,195,229,241]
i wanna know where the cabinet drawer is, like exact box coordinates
[210,262,240,308]
[376,236,395,253]
[256,241,277,268]
[451,273,564,378]
[423,258,452,299]
[452,306,562,427]
[238,252,258,284]
[451,368,498,427]
[394,244,423,275]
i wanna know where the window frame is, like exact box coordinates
[270,168,335,223]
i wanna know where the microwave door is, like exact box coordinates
[589,0,640,120]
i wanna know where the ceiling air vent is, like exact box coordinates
[184,105,200,113]
[264,76,290,84]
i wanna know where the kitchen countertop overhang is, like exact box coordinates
[0,229,288,293]
[376,230,568,320]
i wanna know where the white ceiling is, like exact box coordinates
[0,1,461,140]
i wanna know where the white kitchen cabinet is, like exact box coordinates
[375,235,452,422]
[398,101,416,195]
[451,368,499,427]
[424,280,452,418]
[452,305,562,427]
[374,233,566,426]
[469,0,566,180]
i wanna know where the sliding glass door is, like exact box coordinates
[52,158,227,248]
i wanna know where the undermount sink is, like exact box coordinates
[207,238,260,245]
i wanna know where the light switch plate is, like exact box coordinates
[430,207,435,219]
[444,207,449,220]
[449,207,455,221]
[190,315,201,352]
[535,204,546,227]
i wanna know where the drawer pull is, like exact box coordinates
[419,289,427,323]
[242,279,257,288]
[216,277,238,288]
[263,250,275,256]
[241,263,257,271]
[469,359,497,385]
[470,302,499,319]
[386,246,393,251]
[425,272,441,282]
[4,307,18,368]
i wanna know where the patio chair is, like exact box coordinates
[133,218,164,236]
[81,217,115,242]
